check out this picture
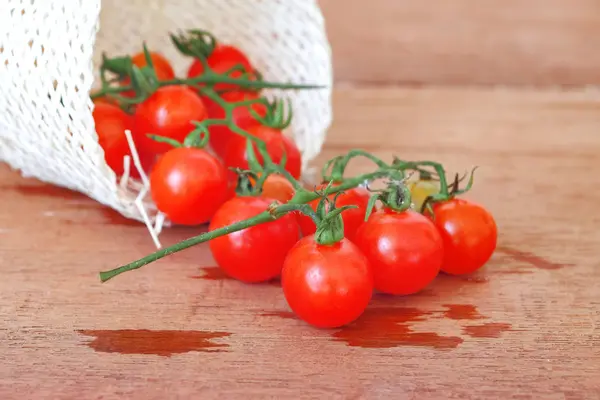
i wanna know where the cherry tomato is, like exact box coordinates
[133,85,207,156]
[354,209,443,295]
[281,236,373,328]
[121,51,176,98]
[209,196,300,283]
[131,51,175,80]
[187,44,254,92]
[150,147,228,225]
[223,125,302,179]
[296,183,370,242]
[429,198,497,275]
[250,174,295,203]
[92,102,153,178]
[202,91,267,158]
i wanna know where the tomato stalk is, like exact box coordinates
[363,179,413,221]
[310,186,358,246]
[191,86,303,191]
[99,169,392,282]
[99,157,474,282]
[91,33,325,108]
[97,83,472,282]
[419,167,479,215]
[321,150,390,183]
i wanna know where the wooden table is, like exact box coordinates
[1,87,599,399]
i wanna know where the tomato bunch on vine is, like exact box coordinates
[91,29,497,329]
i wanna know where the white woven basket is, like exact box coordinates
[0,0,332,229]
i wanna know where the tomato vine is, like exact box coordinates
[92,29,482,284]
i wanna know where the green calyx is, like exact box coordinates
[363,179,412,220]
[420,167,479,216]
[312,184,357,246]
[232,169,258,197]
[314,202,356,246]
[147,123,211,150]
[169,29,217,60]
[253,98,293,130]
[231,168,279,198]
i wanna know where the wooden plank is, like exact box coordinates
[1,86,599,398]
[321,0,600,85]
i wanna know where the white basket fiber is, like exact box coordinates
[0,0,332,226]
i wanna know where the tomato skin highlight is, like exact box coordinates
[223,125,302,179]
[429,198,497,275]
[92,102,153,178]
[150,148,228,226]
[354,209,443,295]
[209,196,300,283]
[281,236,374,328]
[202,91,267,158]
[133,85,207,156]
[296,183,370,242]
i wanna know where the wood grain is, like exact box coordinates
[321,0,600,85]
[1,86,600,399]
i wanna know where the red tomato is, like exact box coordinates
[133,85,207,156]
[296,183,370,242]
[429,198,497,275]
[251,174,295,203]
[209,196,300,283]
[223,125,302,179]
[202,91,267,158]
[131,51,175,80]
[281,236,373,328]
[150,147,228,225]
[354,209,443,295]
[121,51,176,98]
[187,44,254,91]
[92,102,153,178]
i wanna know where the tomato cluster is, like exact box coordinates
[205,178,496,329]
[92,37,303,226]
[94,30,498,331]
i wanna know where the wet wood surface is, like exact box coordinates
[1,86,599,399]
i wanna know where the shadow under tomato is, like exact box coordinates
[191,266,281,286]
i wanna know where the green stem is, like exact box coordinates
[197,87,303,190]
[322,150,390,182]
[166,73,326,91]
[99,170,390,282]
[91,74,324,101]
[396,160,448,195]
[99,211,274,282]
[90,85,131,99]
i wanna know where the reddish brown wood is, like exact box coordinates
[321,0,600,85]
[1,87,599,398]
